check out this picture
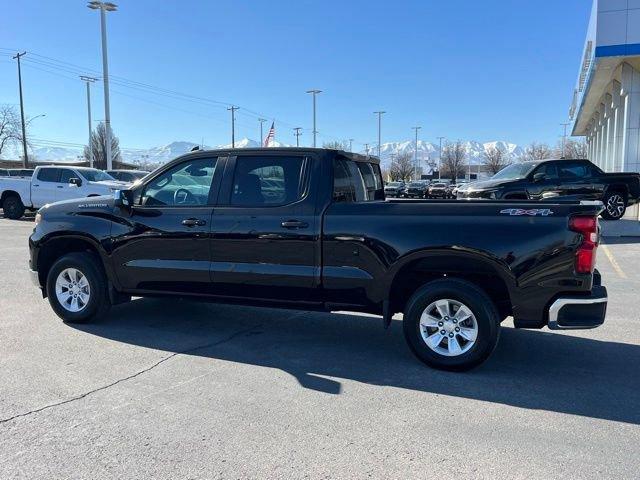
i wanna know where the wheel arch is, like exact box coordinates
[36,234,111,295]
[0,190,24,205]
[385,249,515,319]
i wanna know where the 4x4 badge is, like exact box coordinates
[500,208,554,216]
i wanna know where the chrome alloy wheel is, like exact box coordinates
[419,299,478,356]
[55,268,91,313]
[606,194,625,219]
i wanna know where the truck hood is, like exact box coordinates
[39,195,116,215]
[461,178,519,191]
[90,180,130,189]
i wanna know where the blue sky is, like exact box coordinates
[0,0,591,153]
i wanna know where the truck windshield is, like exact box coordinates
[491,163,537,180]
[80,169,116,182]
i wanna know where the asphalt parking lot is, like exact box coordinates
[1,215,639,479]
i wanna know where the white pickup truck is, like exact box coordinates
[0,165,129,219]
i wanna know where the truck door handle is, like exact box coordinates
[57,186,64,189]
[281,220,308,229]
[182,218,207,227]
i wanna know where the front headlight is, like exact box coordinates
[34,212,42,226]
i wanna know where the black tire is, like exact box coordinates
[2,195,25,220]
[600,191,627,220]
[46,252,111,323]
[403,278,501,371]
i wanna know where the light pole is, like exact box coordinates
[412,126,421,179]
[374,111,386,159]
[306,89,321,147]
[348,138,354,152]
[437,136,445,180]
[80,76,98,167]
[293,127,302,147]
[258,118,267,146]
[88,1,117,170]
[560,122,570,158]
[227,106,239,148]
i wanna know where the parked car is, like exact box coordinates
[448,181,469,198]
[29,148,608,371]
[106,169,150,183]
[0,166,128,219]
[404,180,430,198]
[456,158,640,220]
[427,181,450,198]
[384,181,405,197]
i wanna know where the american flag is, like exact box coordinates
[264,121,275,147]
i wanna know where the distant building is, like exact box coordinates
[570,0,640,174]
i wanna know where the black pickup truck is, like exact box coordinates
[29,148,608,371]
[456,158,640,220]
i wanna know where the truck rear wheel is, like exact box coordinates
[403,278,500,371]
[2,195,25,220]
[601,191,626,220]
[46,252,111,323]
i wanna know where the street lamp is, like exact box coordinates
[25,113,46,126]
[87,1,117,170]
[306,90,321,147]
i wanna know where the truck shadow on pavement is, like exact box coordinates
[73,298,640,425]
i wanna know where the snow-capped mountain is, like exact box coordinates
[1,138,524,168]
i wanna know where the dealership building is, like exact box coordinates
[570,0,640,175]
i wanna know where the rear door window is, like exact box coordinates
[230,156,306,206]
[37,168,61,182]
[558,162,589,179]
[333,159,383,202]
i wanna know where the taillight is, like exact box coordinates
[569,215,599,274]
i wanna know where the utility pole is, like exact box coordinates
[437,136,445,180]
[227,106,239,148]
[80,76,98,168]
[374,111,386,159]
[348,138,354,152]
[412,126,422,179]
[560,122,570,158]
[364,143,370,156]
[293,127,302,147]
[258,118,267,146]
[13,52,29,168]
[306,90,321,147]
[88,1,118,170]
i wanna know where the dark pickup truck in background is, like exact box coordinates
[456,158,640,220]
[29,148,608,371]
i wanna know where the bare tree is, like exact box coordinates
[441,141,467,181]
[83,122,121,169]
[389,151,414,181]
[523,142,553,161]
[482,145,511,175]
[0,105,23,159]
[555,138,588,159]
[323,140,349,150]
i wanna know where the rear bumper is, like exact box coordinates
[547,285,608,330]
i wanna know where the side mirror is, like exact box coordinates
[114,189,133,209]
[69,177,82,187]
[533,172,546,182]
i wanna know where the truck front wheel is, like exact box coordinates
[403,278,500,371]
[2,195,25,220]
[46,252,111,323]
